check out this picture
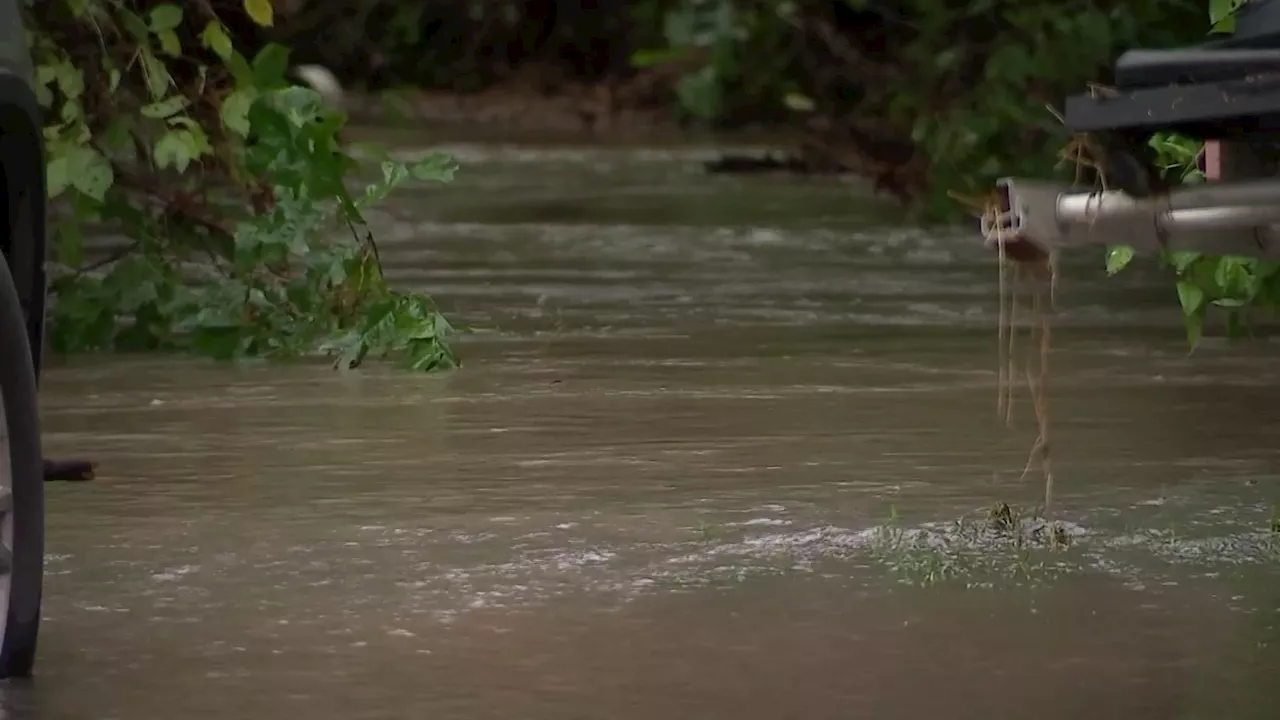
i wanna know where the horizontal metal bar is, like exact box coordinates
[1169,205,1280,228]
[1063,75,1280,133]
[1055,178,1280,222]
[981,178,1280,258]
[1114,48,1280,88]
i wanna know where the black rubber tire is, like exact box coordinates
[0,252,43,679]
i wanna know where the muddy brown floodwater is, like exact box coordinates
[5,135,1280,719]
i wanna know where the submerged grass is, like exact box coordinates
[866,498,1280,590]
[868,502,1082,588]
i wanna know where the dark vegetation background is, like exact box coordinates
[261,0,1209,213]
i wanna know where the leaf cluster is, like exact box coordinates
[26,0,458,370]
[1105,0,1278,347]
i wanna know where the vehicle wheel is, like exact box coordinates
[0,253,43,678]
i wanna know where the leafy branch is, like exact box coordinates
[28,0,459,370]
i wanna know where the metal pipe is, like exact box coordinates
[1164,205,1280,229]
[982,178,1280,258]
[1054,178,1280,224]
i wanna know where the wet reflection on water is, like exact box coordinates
[7,138,1280,718]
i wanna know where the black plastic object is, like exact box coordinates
[1065,0,1280,137]
[0,249,45,680]
[42,459,96,482]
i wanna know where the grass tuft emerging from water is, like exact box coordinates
[869,502,1082,588]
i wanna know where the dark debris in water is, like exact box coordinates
[867,503,1087,588]
[864,501,1280,590]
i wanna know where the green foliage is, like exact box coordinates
[631,0,797,123]
[630,0,1207,219]
[258,1,1209,221]
[1104,0,1280,349]
[1210,0,1249,32]
[27,0,458,370]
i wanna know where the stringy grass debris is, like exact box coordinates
[952,113,1113,519]
[950,190,1058,516]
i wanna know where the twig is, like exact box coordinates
[1006,263,1019,426]
[78,240,140,273]
[1015,263,1056,515]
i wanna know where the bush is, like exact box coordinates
[1108,0,1272,346]
[26,0,458,370]
[632,0,1208,218]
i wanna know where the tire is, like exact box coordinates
[0,252,43,679]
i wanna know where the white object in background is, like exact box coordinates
[292,64,345,110]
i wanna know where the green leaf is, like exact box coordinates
[141,96,189,119]
[148,4,183,32]
[46,155,69,199]
[629,47,689,68]
[252,44,292,89]
[157,30,182,57]
[139,48,171,99]
[118,9,151,43]
[783,92,815,112]
[220,89,255,136]
[408,153,458,183]
[52,60,85,100]
[1176,280,1205,317]
[153,131,198,172]
[1169,251,1201,274]
[266,85,322,121]
[244,0,275,27]
[1210,0,1242,32]
[1182,309,1204,349]
[63,146,114,201]
[200,21,235,60]
[1105,245,1134,275]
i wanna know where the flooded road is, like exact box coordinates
[10,137,1280,718]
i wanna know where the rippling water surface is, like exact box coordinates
[7,135,1280,719]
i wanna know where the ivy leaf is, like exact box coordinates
[51,60,85,100]
[156,30,182,57]
[139,48,171,99]
[1104,245,1134,275]
[1176,280,1205,317]
[1168,251,1201,274]
[243,0,275,27]
[1182,309,1204,350]
[148,4,183,32]
[1210,0,1242,32]
[201,21,235,60]
[409,154,458,183]
[220,89,255,136]
[33,66,53,108]
[141,96,189,119]
[153,131,197,172]
[118,8,151,43]
[252,44,292,89]
[1212,257,1243,295]
[66,146,114,201]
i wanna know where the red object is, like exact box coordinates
[1203,140,1221,180]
